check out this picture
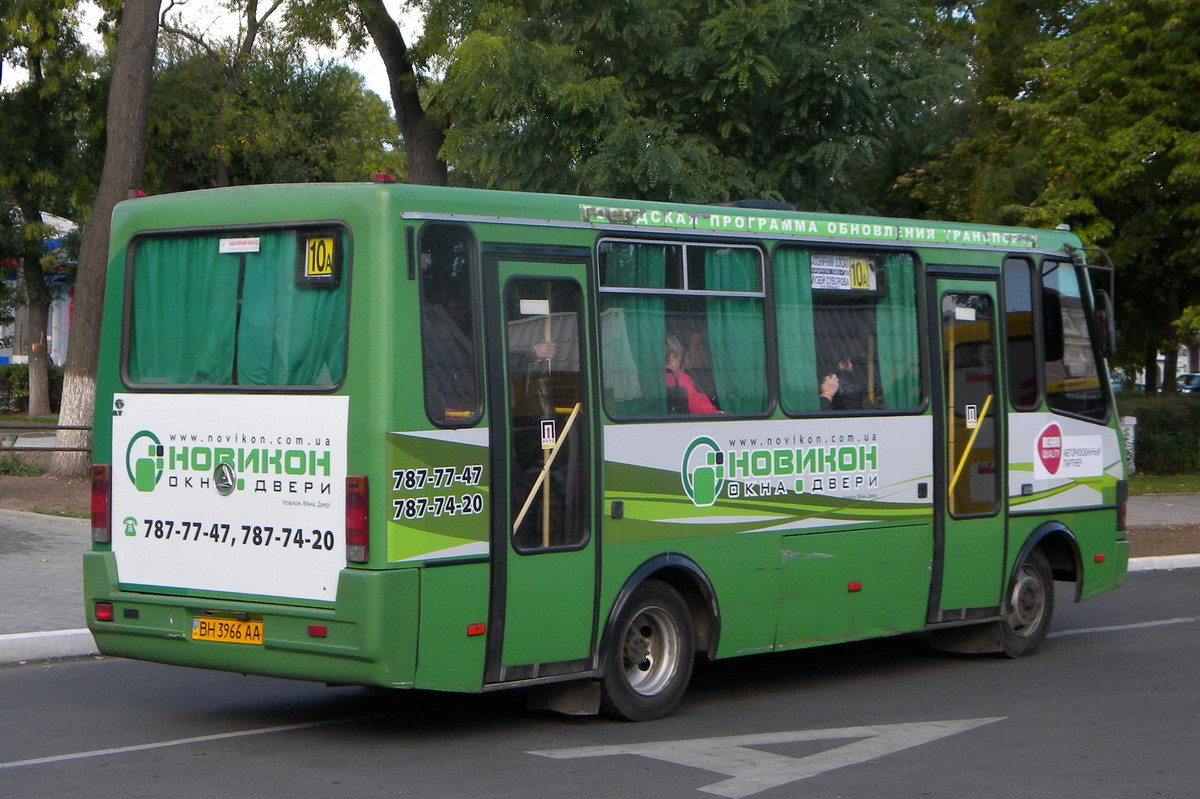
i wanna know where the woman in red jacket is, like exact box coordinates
[664,335,721,414]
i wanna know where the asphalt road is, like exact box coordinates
[2,569,1197,799]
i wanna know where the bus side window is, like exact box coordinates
[1003,258,1040,409]
[1041,260,1106,421]
[598,240,767,417]
[776,248,922,415]
[419,224,481,425]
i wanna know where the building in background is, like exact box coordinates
[0,212,75,367]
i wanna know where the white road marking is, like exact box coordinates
[530,717,1005,798]
[1049,616,1198,639]
[0,716,373,771]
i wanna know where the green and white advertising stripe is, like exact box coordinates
[386,428,491,562]
[604,418,933,542]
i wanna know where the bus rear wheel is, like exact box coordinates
[600,580,694,721]
[999,548,1054,658]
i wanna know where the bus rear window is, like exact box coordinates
[125,227,349,388]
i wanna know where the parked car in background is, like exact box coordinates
[1178,373,1200,393]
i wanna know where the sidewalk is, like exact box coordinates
[2,499,1199,666]
[0,509,96,663]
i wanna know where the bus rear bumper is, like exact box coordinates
[83,551,419,688]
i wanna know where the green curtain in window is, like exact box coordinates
[238,232,348,387]
[774,248,820,413]
[600,244,667,415]
[704,249,766,414]
[875,253,921,409]
[128,236,239,384]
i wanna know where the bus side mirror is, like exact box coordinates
[1094,289,1117,359]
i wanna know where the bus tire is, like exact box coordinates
[600,580,694,721]
[999,548,1054,658]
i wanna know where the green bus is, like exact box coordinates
[85,181,1128,720]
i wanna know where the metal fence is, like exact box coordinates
[0,424,92,453]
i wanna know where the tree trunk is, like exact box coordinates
[1162,347,1179,394]
[1142,342,1159,395]
[1161,290,1182,393]
[355,0,448,186]
[20,259,51,417]
[16,204,52,417]
[50,0,160,478]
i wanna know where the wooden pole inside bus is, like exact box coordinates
[946,319,956,514]
[541,290,552,548]
[867,333,876,403]
[948,394,993,501]
[514,402,582,536]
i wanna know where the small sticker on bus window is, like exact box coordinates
[810,254,879,293]
[955,306,976,321]
[520,299,551,316]
[295,232,342,288]
[541,419,556,449]
[219,237,260,254]
[306,237,335,277]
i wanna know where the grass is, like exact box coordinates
[1129,473,1200,496]
[29,507,88,519]
[0,413,59,425]
[0,454,47,476]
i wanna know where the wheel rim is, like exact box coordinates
[1007,563,1046,637]
[620,605,681,696]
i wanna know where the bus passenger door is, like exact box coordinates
[928,276,1007,621]
[483,253,598,683]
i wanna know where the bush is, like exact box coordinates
[1116,394,1200,474]
[0,363,64,414]
[0,454,46,476]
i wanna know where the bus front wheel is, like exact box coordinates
[999,548,1054,658]
[600,580,695,721]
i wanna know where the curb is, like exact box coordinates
[4,555,1198,667]
[1127,554,1200,572]
[0,629,97,665]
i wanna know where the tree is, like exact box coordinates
[990,0,1200,392]
[52,0,160,477]
[423,0,964,210]
[159,0,289,187]
[286,0,449,184]
[354,0,447,184]
[148,27,402,191]
[896,1,1080,223]
[0,0,92,416]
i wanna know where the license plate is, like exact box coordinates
[192,617,263,645]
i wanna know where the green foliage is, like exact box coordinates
[0,0,97,213]
[1118,394,1200,474]
[427,0,965,211]
[148,26,405,191]
[0,455,46,476]
[0,363,65,413]
[1128,472,1200,495]
[906,1,1200,370]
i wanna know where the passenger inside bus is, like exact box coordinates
[818,348,872,411]
[665,334,722,414]
[683,331,719,408]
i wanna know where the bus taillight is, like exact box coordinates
[91,465,111,543]
[346,476,369,563]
